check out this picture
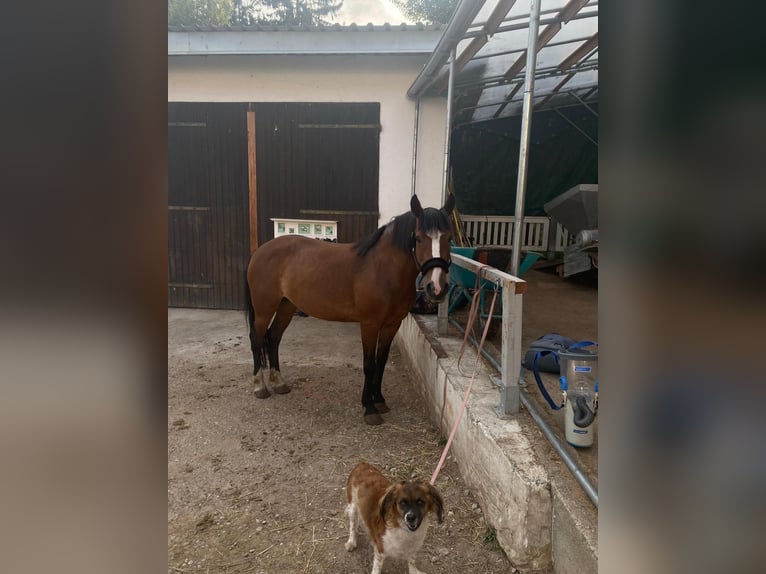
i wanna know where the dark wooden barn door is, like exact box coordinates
[253,103,380,245]
[168,103,249,309]
[168,102,380,309]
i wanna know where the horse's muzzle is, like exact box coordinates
[425,280,447,302]
[418,257,451,302]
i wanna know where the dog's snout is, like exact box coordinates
[405,511,417,524]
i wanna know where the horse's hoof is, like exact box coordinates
[374,402,390,414]
[272,384,291,395]
[254,388,271,399]
[364,413,385,425]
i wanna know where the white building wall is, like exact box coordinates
[416,97,450,210]
[168,54,447,225]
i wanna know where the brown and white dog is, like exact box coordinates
[345,462,444,574]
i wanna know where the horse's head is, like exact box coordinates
[411,194,455,302]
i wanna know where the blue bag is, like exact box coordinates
[522,333,576,373]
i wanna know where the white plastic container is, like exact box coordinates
[559,348,598,447]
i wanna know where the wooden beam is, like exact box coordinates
[247,110,259,254]
[536,72,575,109]
[537,21,561,49]
[435,0,518,93]
[502,21,561,81]
[499,0,585,83]
[559,0,590,23]
[456,34,488,72]
[485,0,518,35]
[433,34,487,93]
[558,32,598,71]
[492,83,522,118]
[503,50,528,82]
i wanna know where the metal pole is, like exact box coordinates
[510,0,542,277]
[438,48,457,336]
[448,317,599,507]
[411,97,420,197]
[521,391,599,506]
[441,47,456,205]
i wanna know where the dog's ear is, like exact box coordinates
[425,483,444,524]
[379,484,399,524]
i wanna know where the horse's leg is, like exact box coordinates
[371,321,401,414]
[360,321,384,425]
[249,311,272,399]
[266,298,297,395]
[247,281,282,399]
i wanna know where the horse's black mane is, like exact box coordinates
[354,207,451,257]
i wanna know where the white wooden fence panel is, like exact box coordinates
[458,215,572,250]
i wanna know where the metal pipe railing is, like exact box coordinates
[447,314,599,507]
[410,97,420,197]
[450,253,525,414]
[521,390,599,506]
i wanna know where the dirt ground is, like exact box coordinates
[168,265,598,574]
[168,310,513,574]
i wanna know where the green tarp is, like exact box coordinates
[451,106,598,216]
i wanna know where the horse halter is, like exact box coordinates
[410,233,451,276]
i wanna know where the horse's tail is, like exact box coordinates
[245,275,255,333]
[245,273,270,371]
[244,274,255,331]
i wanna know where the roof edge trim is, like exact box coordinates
[168,29,442,56]
[406,0,484,98]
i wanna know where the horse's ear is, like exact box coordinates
[442,193,456,215]
[410,195,424,219]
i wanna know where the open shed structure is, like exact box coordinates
[410,0,597,120]
[409,0,598,274]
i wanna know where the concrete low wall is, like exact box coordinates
[551,479,598,574]
[396,314,553,572]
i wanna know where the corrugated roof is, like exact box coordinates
[168,22,444,33]
[408,0,598,123]
[168,23,444,56]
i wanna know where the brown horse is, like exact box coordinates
[245,194,455,425]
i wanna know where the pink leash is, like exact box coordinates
[430,266,498,485]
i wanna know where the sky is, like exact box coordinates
[330,0,410,25]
